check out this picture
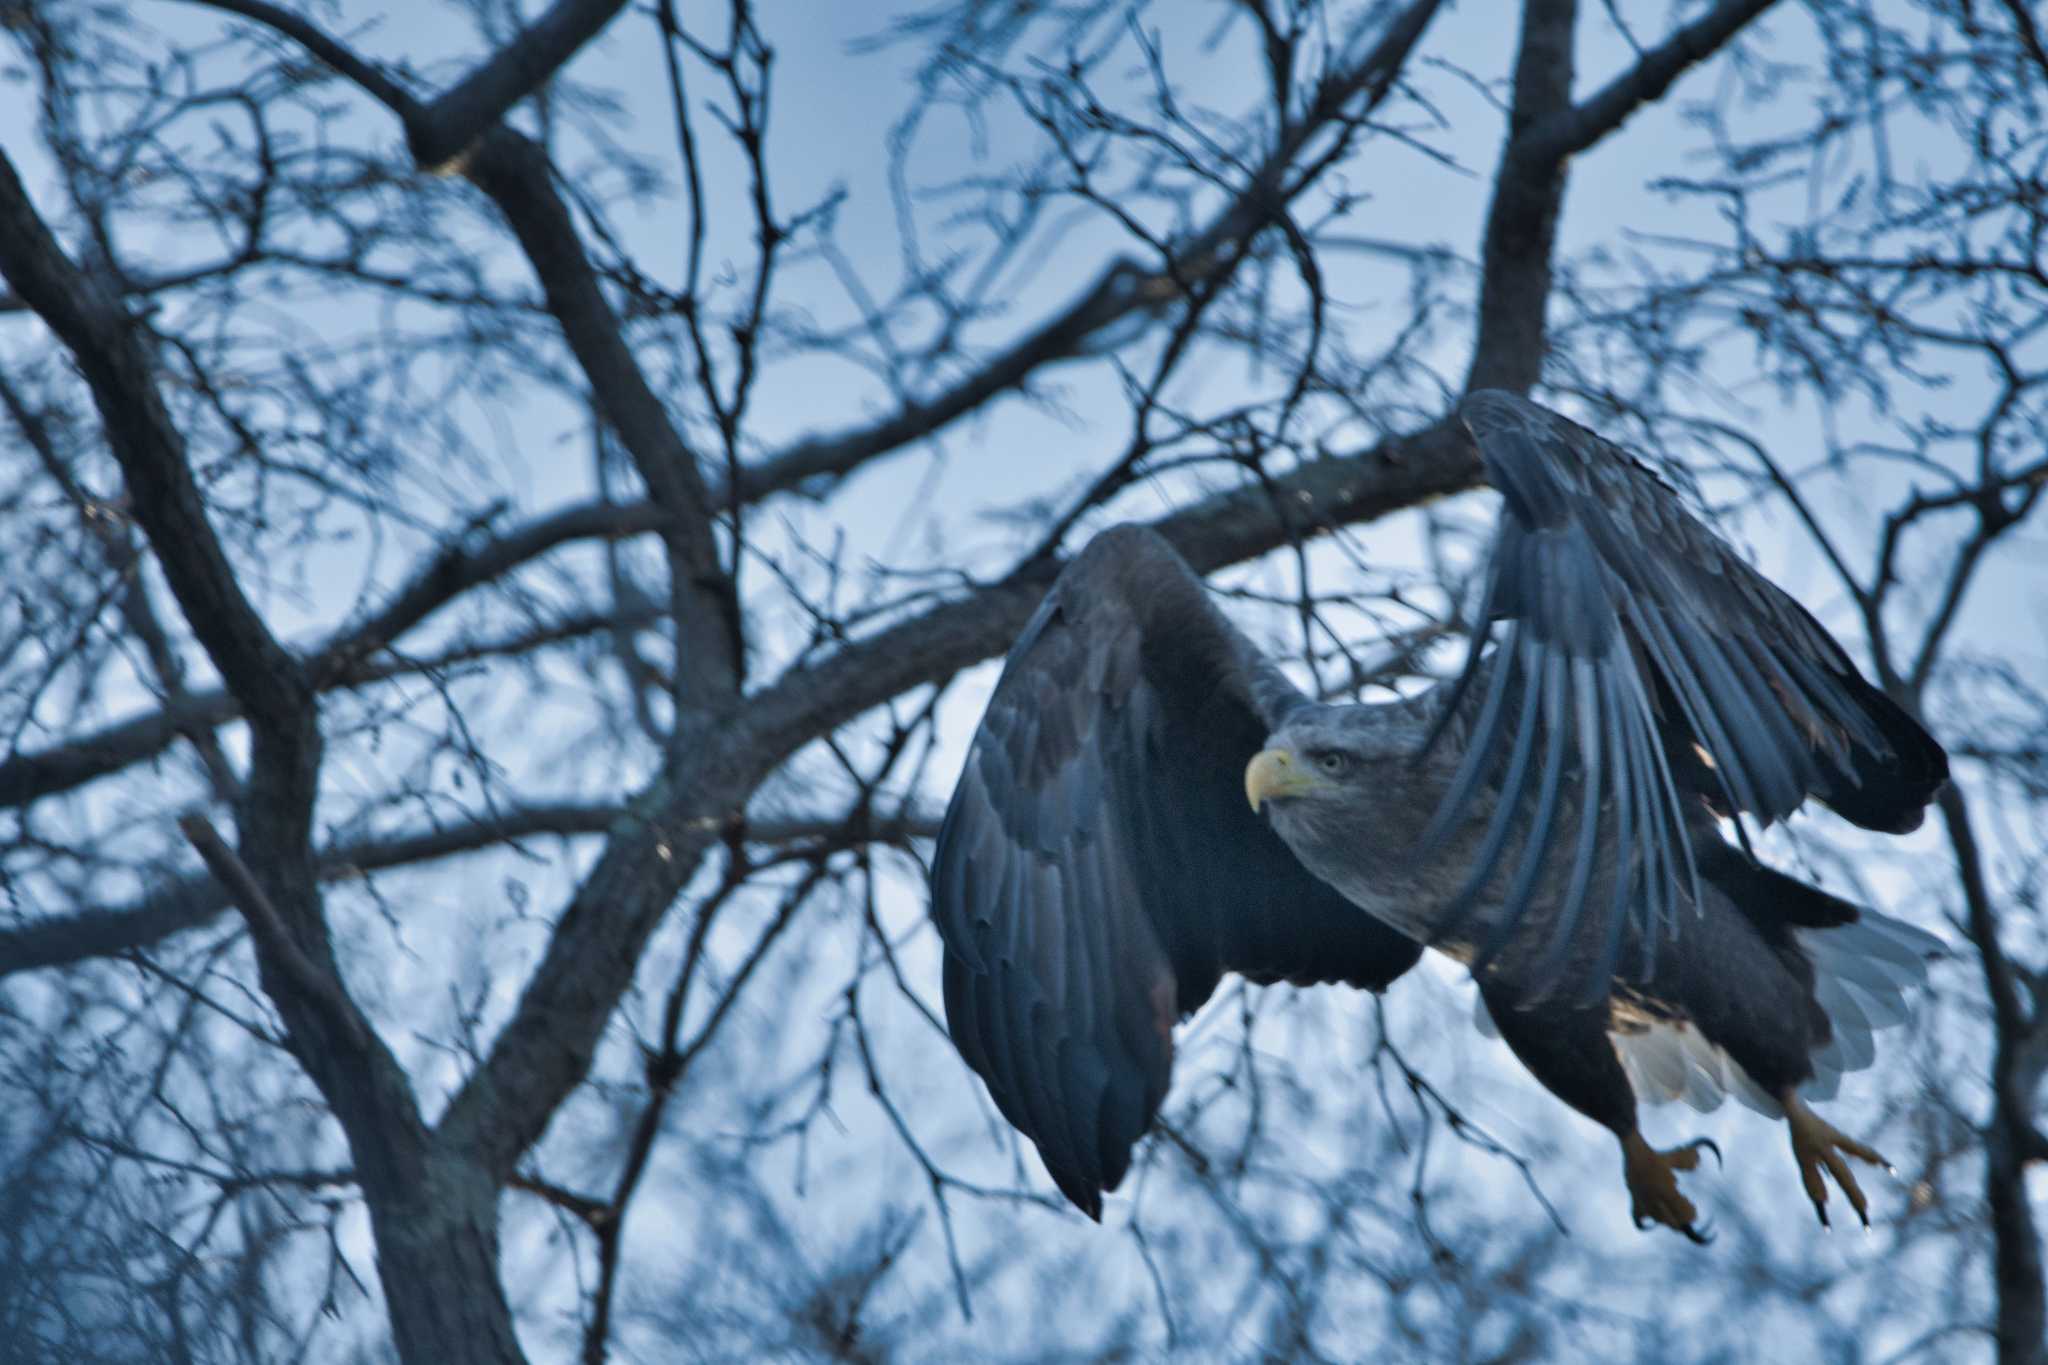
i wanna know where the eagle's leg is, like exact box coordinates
[1782,1090,1891,1229]
[1479,983,1715,1242]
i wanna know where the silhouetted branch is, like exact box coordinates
[1,805,940,978]
[403,0,633,172]
[177,815,368,1051]
[1525,0,1781,162]
[0,151,312,746]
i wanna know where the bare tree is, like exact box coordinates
[0,0,2039,1362]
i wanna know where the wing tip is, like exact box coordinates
[1055,1176,1106,1222]
[1815,675,1951,833]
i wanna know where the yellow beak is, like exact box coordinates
[1245,748,1322,812]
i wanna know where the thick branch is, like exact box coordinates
[178,815,369,1050]
[404,0,632,172]
[1463,0,1578,394]
[0,151,311,744]
[0,136,520,1365]
[196,0,423,115]
[1523,0,1781,164]
[1464,0,1780,393]
[462,131,740,702]
[2001,0,2048,79]
[200,0,630,173]
[1941,784,2048,1365]
[0,147,333,1048]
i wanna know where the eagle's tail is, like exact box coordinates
[1795,909,1945,1101]
[1519,906,1941,1118]
[1471,903,1942,1118]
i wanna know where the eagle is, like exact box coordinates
[929,391,1948,1241]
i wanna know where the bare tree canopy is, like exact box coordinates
[0,1,2041,1362]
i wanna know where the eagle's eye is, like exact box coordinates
[1312,749,1350,777]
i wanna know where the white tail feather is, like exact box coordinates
[1794,909,1943,1103]
[1474,909,1942,1119]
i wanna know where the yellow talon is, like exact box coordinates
[1621,1131,1718,1244]
[1784,1092,1889,1229]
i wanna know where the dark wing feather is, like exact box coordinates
[1420,391,1947,1000]
[933,526,1422,1217]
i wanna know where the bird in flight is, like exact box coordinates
[929,390,1947,1241]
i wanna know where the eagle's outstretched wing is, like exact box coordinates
[1418,390,1947,997]
[931,527,1421,1216]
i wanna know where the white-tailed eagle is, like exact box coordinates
[930,391,1946,1239]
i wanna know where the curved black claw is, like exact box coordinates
[1688,1136,1723,1171]
[1785,1094,1886,1231]
[1621,1131,1718,1243]
[1636,1210,1716,1245]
